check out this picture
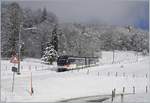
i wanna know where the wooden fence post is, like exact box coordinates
[42,65,43,70]
[108,72,110,76]
[123,72,125,77]
[111,90,114,102]
[133,86,135,94]
[123,87,125,93]
[21,66,23,70]
[146,74,148,78]
[111,88,116,102]
[6,66,7,70]
[113,88,116,97]
[121,93,124,103]
[28,65,30,71]
[133,74,135,78]
[116,72,118,77]
[146,86,148,93]
[121,87,125,103]
[35,66,37,70]
[87,69,89,75]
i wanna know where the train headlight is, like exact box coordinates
[64,65,69,67]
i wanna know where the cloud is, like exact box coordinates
[3,0,149,30]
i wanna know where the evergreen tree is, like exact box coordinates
[51,25,58,51]
[2,2,22,57]
[41,8,47,22]
[41,43,58,64]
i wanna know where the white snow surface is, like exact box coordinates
[1,51,150,102]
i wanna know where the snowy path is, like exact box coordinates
[103,93,150,103]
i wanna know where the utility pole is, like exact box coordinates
[17,24,22,75]
[17,24,37,75]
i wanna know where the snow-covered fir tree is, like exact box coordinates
[41,44,58,64]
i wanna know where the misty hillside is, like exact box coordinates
[1,2,149,59]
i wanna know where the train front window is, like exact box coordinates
[57,59,67,65]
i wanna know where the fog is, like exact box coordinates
[2,0,149,30]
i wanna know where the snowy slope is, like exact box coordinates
[1,51,150,102]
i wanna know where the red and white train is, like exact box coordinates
[57,55,99,72]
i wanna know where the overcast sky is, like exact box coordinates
[3,0,149,30]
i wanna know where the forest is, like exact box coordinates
[1,2,149,59]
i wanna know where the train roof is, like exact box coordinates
[58,55,98,59]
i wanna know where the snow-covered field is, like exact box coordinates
[99,51,143,64]
[1,51,150,102]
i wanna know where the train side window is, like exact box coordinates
[68,59,75,64]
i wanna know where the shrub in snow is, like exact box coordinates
[142,49,149,56]
[41,44,58,64]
